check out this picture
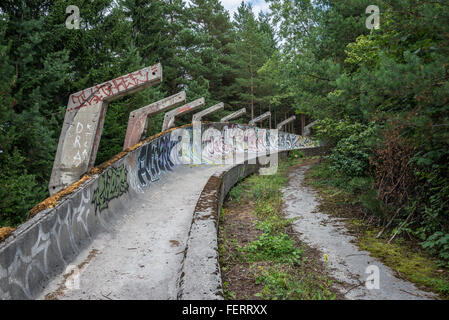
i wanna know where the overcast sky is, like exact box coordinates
[185,0,270,19]
[221,0,270,18]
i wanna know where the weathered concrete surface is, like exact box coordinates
[39,155,283,300]
[39,165,223,300]
[49,64,163,195]
[162,98,205,131]
[249,111,271,126]
[277,115,296,130]
[282,164,436,300]
[0,122,317,300]
[303,120,319,137]
[178,153,290,300]
[123,92,186,150]
[220,108,246,123]
[192,102,224,122]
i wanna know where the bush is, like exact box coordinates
[313,117,369,146]
[239,232,303,265]
[0,150,46,227]
[327,124,377,177]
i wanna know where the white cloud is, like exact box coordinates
[250,0,271,17]
[187,0,270,20]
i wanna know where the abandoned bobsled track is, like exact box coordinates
[0,122,317,300]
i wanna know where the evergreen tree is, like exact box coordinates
[227,1,275,120]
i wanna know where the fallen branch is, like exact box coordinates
[388,210,413,244]
[376,207,402,239]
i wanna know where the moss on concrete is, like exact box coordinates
[0,227,15,242]
[305,160,449,299]
[28,124,194,220]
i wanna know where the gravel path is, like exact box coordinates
[282,164,436,300]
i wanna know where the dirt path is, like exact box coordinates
[281,163,436,300]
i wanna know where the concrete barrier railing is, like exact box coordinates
[0,122,317,300]
[176,152,288,299]
[176,145,327,300]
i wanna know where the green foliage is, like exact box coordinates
[254,267,335,300]
[239,232,302,264]
[422,232,449,268]
[228,181,245,203]
[0,149,45,227]
[288,150,304,160]
[222,281,236,299]
[265,0,449,266]
[313,117,370,146]
[255,215,295,235]
[327,124,377,177]
[245,173,286,202]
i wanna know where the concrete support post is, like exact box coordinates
[249,111,271,127]
[123,91,186,150]
[49,64,163,195]
[192,102,224,122]
[220,108,246,122]
[304,120,320,137]
[301,114,306,135]
[191,102,224,165]
[277,115,296,131]
[161,98,205,131]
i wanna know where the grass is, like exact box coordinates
[305,159,449,298]
[218,155,337,300]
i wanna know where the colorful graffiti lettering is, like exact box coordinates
[137,134,182,187]
[92,165,129,212]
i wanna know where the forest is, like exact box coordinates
[0,0,448,266]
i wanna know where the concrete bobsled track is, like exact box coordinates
[0,122,317,300]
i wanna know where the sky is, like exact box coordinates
[185,1,271,19]
[221,0,270,18]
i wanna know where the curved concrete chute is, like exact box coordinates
[0,122,317,300]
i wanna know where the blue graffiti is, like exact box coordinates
[137,135,181,187]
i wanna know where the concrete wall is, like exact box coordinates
[0,123,317,300]
[177,151,291,299]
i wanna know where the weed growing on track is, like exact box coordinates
[219,155,337,300]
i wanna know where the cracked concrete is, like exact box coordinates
[282,164,436,300]
[39,165,224,300]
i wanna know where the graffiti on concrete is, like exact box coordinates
[69,65,160,111]
[72,121,95,167]
[0,189,92,299]
[0,121,317,300]
[49,64,162,196]
[92,165,129,213]
[136,134,182,187]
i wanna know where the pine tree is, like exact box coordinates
[227,2,275,120]
[188,0,235,108]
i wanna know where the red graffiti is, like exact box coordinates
[176,105,192,115]
[68,68,154,112]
